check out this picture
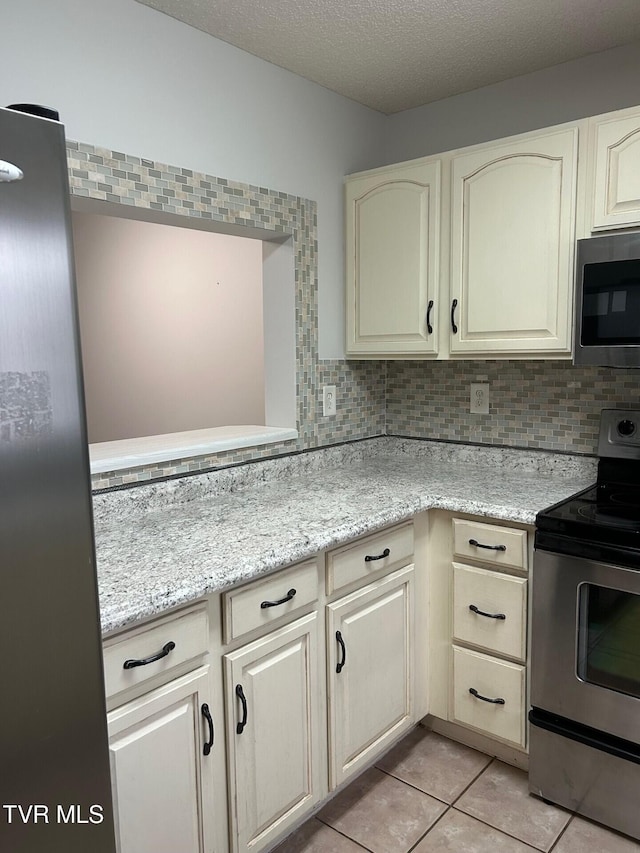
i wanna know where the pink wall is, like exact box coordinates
[73,212,265,443]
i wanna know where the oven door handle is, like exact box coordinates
[529,708,640,765]
[469,604,506,620]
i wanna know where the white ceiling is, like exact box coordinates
[135,0,640,114]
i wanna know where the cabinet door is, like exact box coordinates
[591,108,640,230]
[327,565,414,789]
[107,667,216,853]
[345,160,440,356]
[224,612,323,853]
[450,127,578,355]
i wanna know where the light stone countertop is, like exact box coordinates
[95,439,596,636]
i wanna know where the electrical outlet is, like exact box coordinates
[322,385,337,416]
[470,383,489,414]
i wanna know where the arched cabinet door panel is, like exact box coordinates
[591,108,640,230]
[345,160,441,357]
[450,127,578,356]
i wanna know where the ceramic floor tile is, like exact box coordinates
[270,818,368,852]
[412,808,540,853]
[455,760,571,852]
[552,815,640,853]
[317,766,447,853]
[376,726,492,803]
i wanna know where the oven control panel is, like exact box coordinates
[598,409,640,458]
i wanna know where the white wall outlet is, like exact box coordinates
[322,385,337,417]
[470,383,490,414]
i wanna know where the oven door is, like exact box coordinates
[531,549,640,742]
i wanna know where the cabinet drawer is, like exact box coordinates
[453,519,527,571]
[452,646,526,748]
[103,604,208,700]
[453,563,527,661]
[223,560,318,644]
[326,522,414,595]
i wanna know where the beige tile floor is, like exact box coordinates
[273,726,640,853]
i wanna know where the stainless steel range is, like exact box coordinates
[530,409,640,840]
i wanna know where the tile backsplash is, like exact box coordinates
[386,360,640,455]
[69,142,640,490]
[65,141,385,489]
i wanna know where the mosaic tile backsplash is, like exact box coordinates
[68,142,640,490]
[386,360,640,456]
[66,139,385,489]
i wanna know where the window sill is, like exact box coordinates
[89,425,298,474]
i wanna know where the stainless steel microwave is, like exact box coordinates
[574,232,640,367]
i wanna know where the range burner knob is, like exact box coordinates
[617,419,636,437]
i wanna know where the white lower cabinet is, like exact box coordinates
[452,646,526,748]
[327,565,415,789]
[107,666,216,853]
[223,612,323,853]
[426,512,531,759]
[452,562,527,661]
[447,517,529,750]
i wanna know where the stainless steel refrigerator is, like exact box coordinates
[0,105,116,851]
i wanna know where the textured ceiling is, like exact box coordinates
[135,0,640,114]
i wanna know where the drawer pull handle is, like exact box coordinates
[336,630,347,673]
[426,299,434,335]
[451,298,458,334]
[364,548,390,563]
[235,684,248,734]
[260,588,296,609]
[201,703,214,756]
[469,687,505,705]
[469,604,506,620]
[468,538,506,552]
[123,640,176,669]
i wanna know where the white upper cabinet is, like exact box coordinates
[589,106,640,231]
[449,127,579,356]
[345,122,585,360]
[345,159,441,357]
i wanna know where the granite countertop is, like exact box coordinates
[95,439,596,636]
